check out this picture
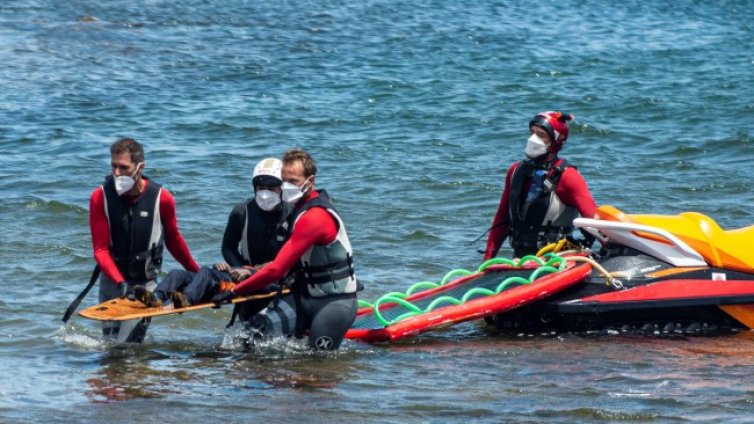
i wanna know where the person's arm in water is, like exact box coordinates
[232,207,337,295]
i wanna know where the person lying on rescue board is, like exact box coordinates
[132,157,290,309]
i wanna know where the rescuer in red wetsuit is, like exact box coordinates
[89,138,200,343]
[212,148,359,351]
[484,111,597,260]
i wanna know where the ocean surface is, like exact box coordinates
[1,0,753,422]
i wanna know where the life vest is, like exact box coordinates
[102,175,164,283]
[287,190,357,297]
[507,159,579,255]
[240,199,289,266]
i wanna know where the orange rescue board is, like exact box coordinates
[78,290,286,321]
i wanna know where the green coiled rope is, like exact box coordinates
[358,253,568,327]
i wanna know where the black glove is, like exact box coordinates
[118,281,133,299]
[211,290,236,308]
[264,283,281,293]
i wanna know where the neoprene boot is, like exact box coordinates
[169,291,191,309]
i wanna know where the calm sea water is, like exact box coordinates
[1,0,753,422]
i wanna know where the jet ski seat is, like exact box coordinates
[595,205,754,274]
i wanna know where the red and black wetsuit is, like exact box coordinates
[484,158,597,259]
[89,176,200,283]
[234,189,358,350]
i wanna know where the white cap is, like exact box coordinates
[252,157,283,187]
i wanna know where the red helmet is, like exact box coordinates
[529,111,575,154]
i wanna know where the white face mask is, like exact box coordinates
[525,133,549,160]
[114,163,142,196]
[281,177,311,204]
[255,189,281,211]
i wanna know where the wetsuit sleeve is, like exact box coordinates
[159,189,201,272]
[221,202,247,267]
[484,163,516,260]
[556,167,597,219]
[232,207,338,295]
[89,186,125,283]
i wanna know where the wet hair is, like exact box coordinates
[110,138,145,164]
[282,148,317,177]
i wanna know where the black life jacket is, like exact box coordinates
[241,199,289,266]
[102,175,164,283]
[507,159,579,255]
[286,190,357,297]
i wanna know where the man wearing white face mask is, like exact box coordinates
[133,157,289,314]
[88,138,200,343]
[483,111,597,259]
[213,148,360,351]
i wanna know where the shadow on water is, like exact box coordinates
[233,353,360,391]
[85,348,186,402]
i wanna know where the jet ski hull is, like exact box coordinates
[489,208,754,335]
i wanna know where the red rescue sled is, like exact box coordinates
[346,254,592,343]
